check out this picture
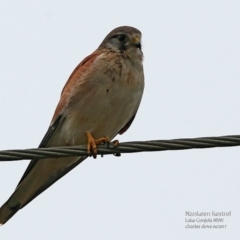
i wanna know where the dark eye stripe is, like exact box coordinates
[118,34,126,41]
[111,34,126,42]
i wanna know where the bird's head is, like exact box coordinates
[98,26,143,59]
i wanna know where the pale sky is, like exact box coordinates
[0,1,240,239]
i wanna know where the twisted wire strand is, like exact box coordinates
[0,135,240,161]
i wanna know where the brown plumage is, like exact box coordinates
[0,26,144,225]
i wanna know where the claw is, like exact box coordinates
[112,140,120,156]
[112,140,119,147]
[85,132,110,158]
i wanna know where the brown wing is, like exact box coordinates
[51,51,100,123]
[16,115,65,186]
[17,50,101,187]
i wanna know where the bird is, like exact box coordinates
[0,26,144,225]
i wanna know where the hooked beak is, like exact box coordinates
[132,37,141,50]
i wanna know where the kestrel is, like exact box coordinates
[0,26,144,225]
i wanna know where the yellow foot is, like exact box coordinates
[111,140,121,156]
[112,140,119,146]
[85,131,110,158]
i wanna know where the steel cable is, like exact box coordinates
[0,135,240,161]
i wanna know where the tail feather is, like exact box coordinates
[0,156,87,225]
[0,199,21,225]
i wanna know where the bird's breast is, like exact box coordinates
[58,53,144,146]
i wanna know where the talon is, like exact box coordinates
[114,153,121,157]
[85,132,110,158]
[86,131,97,158]
[112,140,119,147]
[111,140,120,156]
[95,135,110,145]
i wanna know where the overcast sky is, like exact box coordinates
[0,1,240,239]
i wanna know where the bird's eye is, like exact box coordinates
[118,34,126,42]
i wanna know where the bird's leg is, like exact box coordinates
[85,131,110,158]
